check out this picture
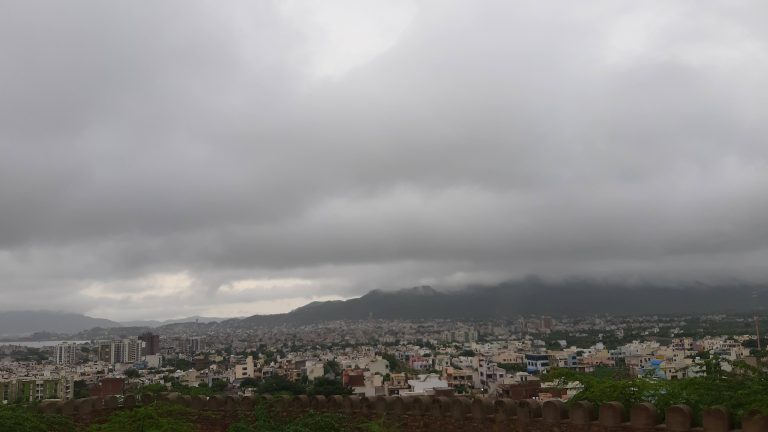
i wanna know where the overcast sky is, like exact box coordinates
[1,1,767,321]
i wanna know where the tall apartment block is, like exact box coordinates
[55,342,79,365]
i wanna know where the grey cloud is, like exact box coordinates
[1,0,768,319]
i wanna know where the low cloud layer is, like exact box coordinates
[1,0,767,320]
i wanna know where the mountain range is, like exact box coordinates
[223,280,768,328]
[0,311,117,338]
[2,280,768,338]
[0,311,226,339]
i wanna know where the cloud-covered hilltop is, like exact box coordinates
[225,280,768,327]
[4,280,767,338]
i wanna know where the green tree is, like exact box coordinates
[89,403,194,432]
[137,383,167,394]
[228,402,349,432]
[498,363,526,373]
[323,360,341,377]
[210,379,228,392]
[239,378,259,389]
[163,358,192,371]
[379,354,406,373]
[73,380,89,399]
[687,351,710,360]
[0,405,75,432]
[124,368,140,379]
[546,360,768,427]
[261,350,277,365]
[308,377,351,396]
[256,375,306,395]
[161,379,221,397]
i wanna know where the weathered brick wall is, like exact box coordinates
[38,393,768,432]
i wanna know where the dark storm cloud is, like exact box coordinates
[1,0,767,319]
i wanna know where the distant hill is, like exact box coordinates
[119,316,228,327]
[4,281,768,338]
[0,311,228,339]
[223,280,768,328]
[0,311,119,338]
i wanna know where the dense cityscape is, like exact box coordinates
[2,314,765,404]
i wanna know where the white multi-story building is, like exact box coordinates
[125,337,143,363]
[476,356,507,391]
[55,342,78,365]
[524,353,550,375]
[95,338,144,364]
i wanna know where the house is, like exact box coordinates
[305,362,325,381]
[493,351,524,364]
[385,373,409,396]
[365,358,390,376]
[408,356,432,371]
[235,356,255,379]
[476,356,506,392]
[179,369,202,387]
[405,374,448,395]
[496,373,541,399]
[442,367,474,390]
[342,369,365,388]
[525,353,550,375]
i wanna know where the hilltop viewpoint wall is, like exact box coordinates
[37,393,768,432]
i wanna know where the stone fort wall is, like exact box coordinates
[37,393,768,432]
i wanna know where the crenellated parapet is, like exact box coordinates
[36,394,768,432]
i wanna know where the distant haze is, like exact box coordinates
[1,1,767,320]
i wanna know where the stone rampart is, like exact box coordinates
[37,394,768,432]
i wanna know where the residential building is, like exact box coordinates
[0,377,74,403]
[139,332,161,355]
[55,342,78,365]
[406,374,448,395]
[235,355,255,380]
[188,337,205,355]
[525,353,550,375]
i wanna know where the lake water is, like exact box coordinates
[0,340,89,348]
